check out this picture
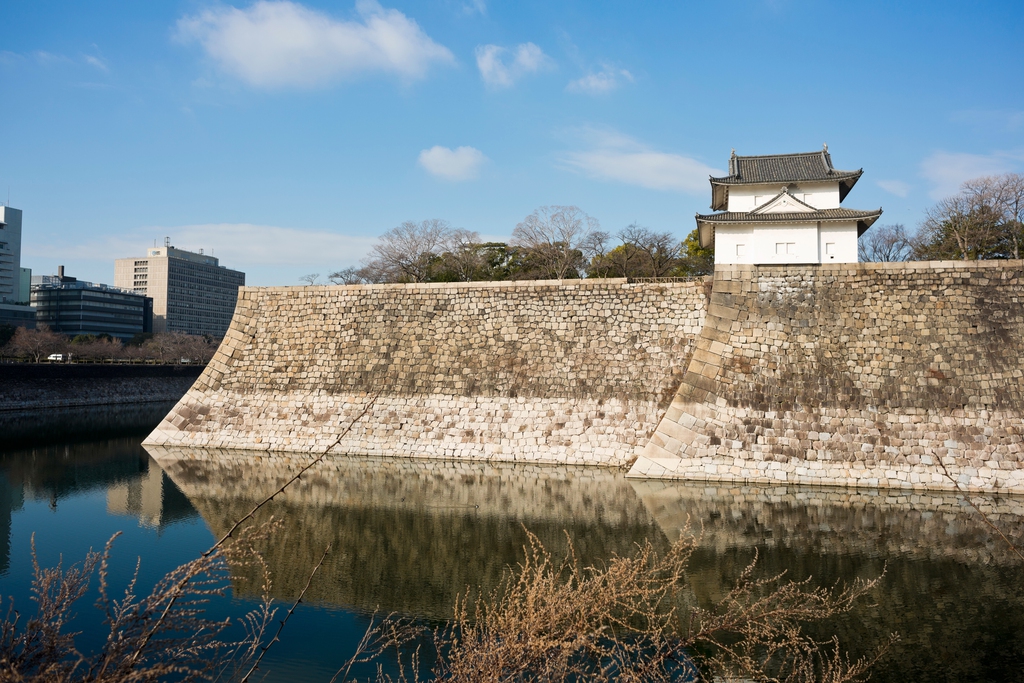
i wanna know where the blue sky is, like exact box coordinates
[3,0,1023,286]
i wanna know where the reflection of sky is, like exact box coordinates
[0,440,413,682]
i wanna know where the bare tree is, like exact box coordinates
[9,325,67,362]
[913,190,1004,260]
[511,206,601,280]
[442,228,488,281]
[964,174,1024,259]
[327,267,366,285]
[298,273,320,286]
[858,223,912,262]
[363,219,478,283]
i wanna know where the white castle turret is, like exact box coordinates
[696,145,881,265]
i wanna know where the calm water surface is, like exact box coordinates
[1,404,1023,682]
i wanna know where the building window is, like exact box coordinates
[776,242,796,256]
[736,244,747,258]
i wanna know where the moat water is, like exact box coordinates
[1,403,1023,682]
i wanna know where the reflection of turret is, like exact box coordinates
[147,446,666,620]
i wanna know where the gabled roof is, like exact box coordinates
[709,146,863,210]
[695,207,883,249]
[749,188,818,215]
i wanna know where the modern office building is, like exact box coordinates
[19,268,31,303]
[0,206,23,304]
[114,241,245,337]
[31,267,152,340]
[0,206,36,329]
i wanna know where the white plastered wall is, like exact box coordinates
[818,222,859,263]
[715,223,821,265]
[727,182,840,212]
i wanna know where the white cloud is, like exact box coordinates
[418,145,487,181]
[876,179,910,198]
[175,0,455,89]
[474,42,550,88]
[560,128,722,194]
[566,66,633,95]
[920,150,1022,199]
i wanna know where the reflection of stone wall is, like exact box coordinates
[632,480,1024,566]
[150,446,666,618]
[632,261,1024,492]
[631,478,1024,683]
[145,280,708,466]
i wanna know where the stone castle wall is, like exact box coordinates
[630,260,1024,492]
[144,279,709,466]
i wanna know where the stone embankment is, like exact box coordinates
[631,260,1024,492]
[145,261,1024,492]
[145,279,708,467]
[0,364,204,411]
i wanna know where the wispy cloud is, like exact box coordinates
[920,150,1023,199]
[175,0,455,89]
[950,109,1024,132]
[474,42,551,88]
[418,145,487,181]
[566,65,633,95]
[83,54,108,72]
[1,49,109,73]
[876,179,910,198]
[27,223,375,269]
[559,128,722,194]
[32,50,73,66]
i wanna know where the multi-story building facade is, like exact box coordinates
[114,242,245,337]
[0,206,23,304]
[0,205,36,329]
[31,267,152,339]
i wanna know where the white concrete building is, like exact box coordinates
[696,146,881,265]
[0,206,23,304]
[114,241,245,337]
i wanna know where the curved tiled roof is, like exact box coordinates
[709,148,863,210]
[695,207,883,248]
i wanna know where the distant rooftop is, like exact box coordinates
[146,245,221,267]
[31,274,140,296]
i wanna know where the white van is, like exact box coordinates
[47,354,65,362]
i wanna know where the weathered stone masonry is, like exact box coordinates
[144,279,708,466]
[630,260,1024,492]
[145,262,1024,493]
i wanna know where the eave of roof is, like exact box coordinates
[695,208,883,248]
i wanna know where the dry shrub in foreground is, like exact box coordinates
[365,530,893,683]
[0,524,278,683]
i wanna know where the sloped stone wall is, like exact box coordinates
[144,279,708,466]
[630,260,1024,492]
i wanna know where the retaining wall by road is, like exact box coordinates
[0,364,204,411]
